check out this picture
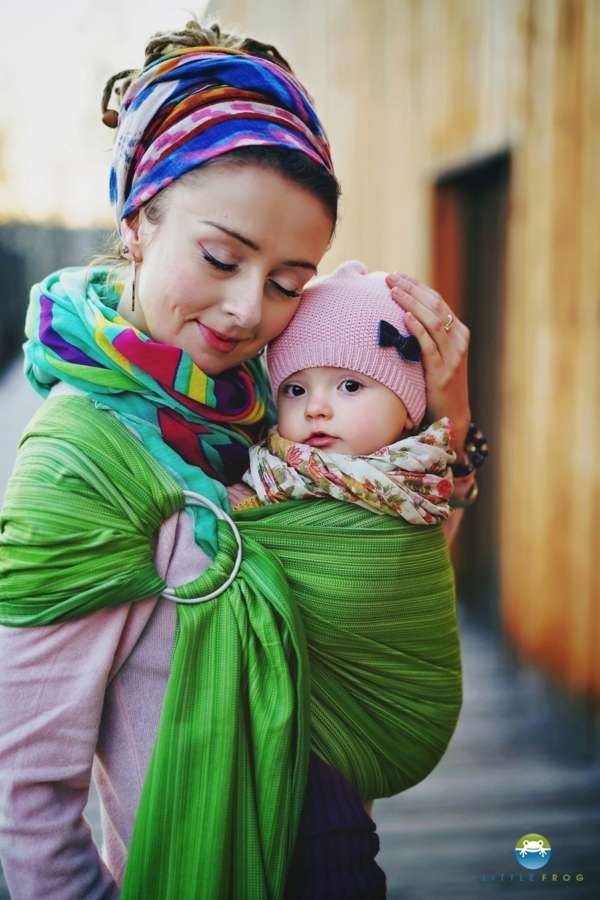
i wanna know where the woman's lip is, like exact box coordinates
[306,434,338,448]
[197,322,240,352]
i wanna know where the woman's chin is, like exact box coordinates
[188,348,250,376]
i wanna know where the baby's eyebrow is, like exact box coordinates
[336,369,364,378]
[200,220,318,272]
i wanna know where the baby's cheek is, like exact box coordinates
[354,406,385,434]
[343,410,379,449]
[277,403,299,440]
[350,402,405,449]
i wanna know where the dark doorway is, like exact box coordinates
[432,152,511,622]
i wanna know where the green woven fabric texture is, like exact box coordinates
[122,520,310,900]
[0,395,462,898]
[0,397,310,900]
[235,501,463,800]
[0,396,182,621]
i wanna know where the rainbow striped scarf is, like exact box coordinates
[24,265,274,554]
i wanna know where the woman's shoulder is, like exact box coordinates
[22,389,124,448]
[11,392,135,495]
[11,391,183,525]
[16,392,171,494]
[3,390,119,507]
[0,391,178,625]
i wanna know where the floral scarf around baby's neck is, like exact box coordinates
[243,418,457,525]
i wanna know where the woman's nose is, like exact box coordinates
[222,279,263,330]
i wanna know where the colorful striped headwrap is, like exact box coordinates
[109,46,334,228]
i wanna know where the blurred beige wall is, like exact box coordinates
[210,0,600,698]
[209,0,527,276]
[0,0,209,227]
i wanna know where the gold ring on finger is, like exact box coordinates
[443,313,455,333]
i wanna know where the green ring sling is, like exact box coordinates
[0,396,462,899]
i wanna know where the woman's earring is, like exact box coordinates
[131,259,137,313]
[122,245,137,314]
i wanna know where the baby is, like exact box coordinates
[229,260,463,814]
[233,259,455,521]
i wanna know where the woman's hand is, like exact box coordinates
[387,273,471,454]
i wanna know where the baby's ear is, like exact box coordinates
[331,260,368,278]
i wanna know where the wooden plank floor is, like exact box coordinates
[375,605,600,900]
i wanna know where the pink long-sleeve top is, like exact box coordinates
[0,506,211,899]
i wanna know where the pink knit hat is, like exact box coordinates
[267,260,427,428]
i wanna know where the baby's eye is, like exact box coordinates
[281,383,305,397]
[340,379,362,393]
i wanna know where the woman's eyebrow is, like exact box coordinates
[200,220,318,272]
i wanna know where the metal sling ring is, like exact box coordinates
[161,490,243,604]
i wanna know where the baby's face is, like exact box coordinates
[277,367,412,455]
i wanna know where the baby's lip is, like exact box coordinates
[305,431,339,447]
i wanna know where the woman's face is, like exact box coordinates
[121,164,333,375]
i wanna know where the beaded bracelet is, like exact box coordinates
[450,422,488,478]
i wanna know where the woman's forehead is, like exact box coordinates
[166,165,332,261]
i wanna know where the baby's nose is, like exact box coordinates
[305,394,332,417]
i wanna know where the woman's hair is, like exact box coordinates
[92,16,340,268]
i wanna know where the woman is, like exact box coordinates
[0,19,476,900]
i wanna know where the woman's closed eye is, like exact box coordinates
[269,280,301,298]
[202,247,301,298]
[201,247,237,272]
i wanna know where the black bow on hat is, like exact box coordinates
[377,320,422,362]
